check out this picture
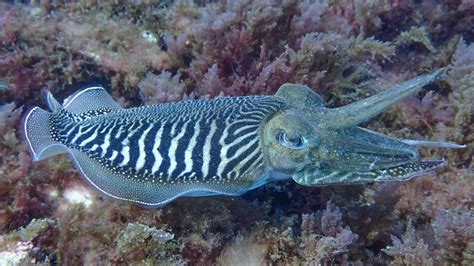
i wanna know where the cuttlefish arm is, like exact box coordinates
[263,68,464,187]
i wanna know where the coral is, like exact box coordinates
[287,32,349,85]
[156,0,401,102]
[448,76,474,167]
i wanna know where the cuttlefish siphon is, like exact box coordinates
[24,69,464,207]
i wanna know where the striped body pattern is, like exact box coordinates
[25,70,462,207]
[25,87,288,206]
[52,96,285,186]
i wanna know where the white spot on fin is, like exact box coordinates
[63,86,123,115]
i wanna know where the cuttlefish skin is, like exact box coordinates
[23,69,462,207]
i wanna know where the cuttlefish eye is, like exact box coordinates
[278,130,308,149]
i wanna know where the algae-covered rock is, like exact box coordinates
[0,218,54,265]
[114,223,179,263]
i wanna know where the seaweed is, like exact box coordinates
[395,26,436,53]
[0,0,472,264]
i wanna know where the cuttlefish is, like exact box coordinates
[24,69,463,207]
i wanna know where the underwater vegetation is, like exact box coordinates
[0,0,473,264]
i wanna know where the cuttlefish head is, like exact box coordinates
[263,69,463,186]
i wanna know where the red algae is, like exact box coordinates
[0,0,472,264]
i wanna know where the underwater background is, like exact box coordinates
[0,0,473,264]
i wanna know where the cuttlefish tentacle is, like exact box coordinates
[23,68,463,207]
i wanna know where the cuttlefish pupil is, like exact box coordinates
[23,69,464,207]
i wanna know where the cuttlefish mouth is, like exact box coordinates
[292,125,467,186]
[293,127,448,186]
[319,127,421,172]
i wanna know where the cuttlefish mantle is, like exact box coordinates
[23,68,464,207]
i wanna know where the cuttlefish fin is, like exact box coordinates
[275,83,325,109]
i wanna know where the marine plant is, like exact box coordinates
[0,0,472,264]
